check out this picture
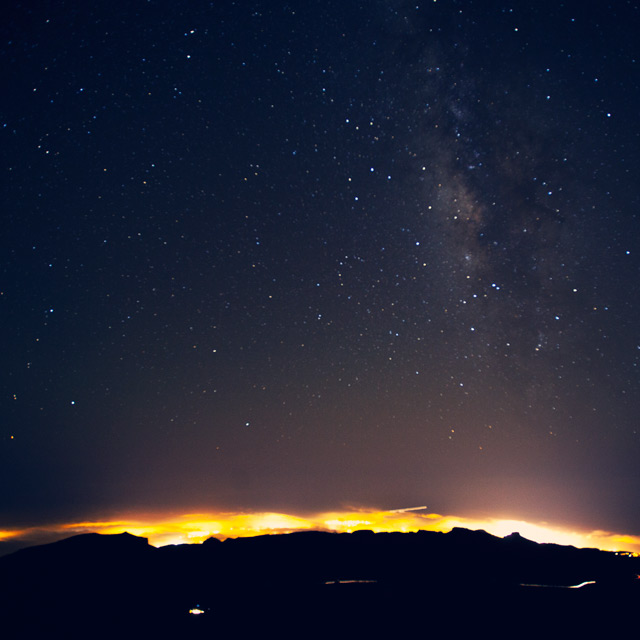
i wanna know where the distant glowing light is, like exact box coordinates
[325,579,377,585]
[520,580,595,589]
[568,581,596,589]
[4,509,640,556]
[325,519,372,530]
[187,530,211,538]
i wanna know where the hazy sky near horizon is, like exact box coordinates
[2,1,639,535]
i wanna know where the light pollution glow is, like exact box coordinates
[2,508,640,555]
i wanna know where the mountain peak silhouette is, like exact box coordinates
[1,528,638,634]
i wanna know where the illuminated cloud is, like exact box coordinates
[2,508,640,556]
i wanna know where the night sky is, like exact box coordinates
[3,1,640,539]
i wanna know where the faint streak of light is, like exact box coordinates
[520,580,596,589]
[324,579,377,584]
[386,506,428,513]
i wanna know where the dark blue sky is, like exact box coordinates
[2,0,639,534]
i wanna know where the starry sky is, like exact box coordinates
[2,0,640,539]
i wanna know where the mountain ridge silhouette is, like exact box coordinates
[2,527,638,635]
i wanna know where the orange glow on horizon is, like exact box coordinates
[0,530,21,542]
[2,507,640,555]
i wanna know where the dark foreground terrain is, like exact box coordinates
[1,527,638,636]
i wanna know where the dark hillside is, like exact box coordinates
[1,528,638,635]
